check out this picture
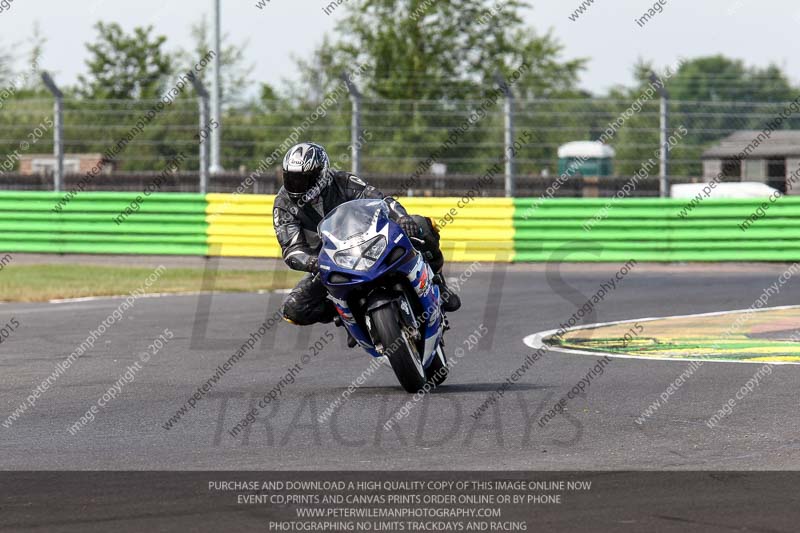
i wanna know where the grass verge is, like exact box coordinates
[0,264,303,303]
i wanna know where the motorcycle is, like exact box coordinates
[318,199,449,393]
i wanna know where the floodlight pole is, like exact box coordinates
[342,71,362,175]
[210,0,223,174]
[650,71,670,198]
[41,72,64,192]
[495,72,516,198]
[189,72,211,194]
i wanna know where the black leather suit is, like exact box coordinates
[273,170,443,325]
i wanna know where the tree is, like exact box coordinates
[603,56,800,178]
[0,40,12,86]
[290,0,586,174]
[297,0,584,101]
[26,22,45,70]
[666,56,794,103]
[176,15,254,105]
[78,22,172,100]
[18,21,46,92]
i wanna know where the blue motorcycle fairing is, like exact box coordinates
[317,199,443,367]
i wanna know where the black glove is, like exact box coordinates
[398,216,421,238]
[307,256,319,274]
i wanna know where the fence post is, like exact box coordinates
[650,72,670,197]
[210,0,223,174]
[495,73,515,197]
[40,72,63,192]
[189,72,211,194]
[341,72,362,175]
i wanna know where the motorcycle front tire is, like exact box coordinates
[371,305,427,393]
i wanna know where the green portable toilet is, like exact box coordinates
[557,141,615,176]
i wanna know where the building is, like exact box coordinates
[702,131,800,193]
[557,141,615,177]
[17,153,115,176]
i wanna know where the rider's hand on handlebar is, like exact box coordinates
[308,256,320,274]
[398,216,421,239]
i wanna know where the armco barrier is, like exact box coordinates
[0,191,208,256]
[0,192,513,263]
[206,193,280,258]
[1,192,797,262]
[513,197,800,262]
[206,194,515,263]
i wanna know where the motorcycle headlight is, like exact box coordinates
[333,235,387,271]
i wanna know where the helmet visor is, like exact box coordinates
[283,169,321,195]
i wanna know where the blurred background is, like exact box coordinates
[1,0,799,197]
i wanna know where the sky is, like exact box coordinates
[2,0,798,96]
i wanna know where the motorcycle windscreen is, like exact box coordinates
[318,199,389,245]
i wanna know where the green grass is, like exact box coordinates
[0,264,303,302]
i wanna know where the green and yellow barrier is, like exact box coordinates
[0,191,208,256]
[513,197,800,262]
[206,193,279,257]
[204,194,515,262]
[1,192,798,263]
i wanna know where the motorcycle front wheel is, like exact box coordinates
[370,305,427,393]
[425,343,448,387]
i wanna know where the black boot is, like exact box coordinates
[436,274,461,312]
[334,316,358,348]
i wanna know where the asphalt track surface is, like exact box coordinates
[3,259,800,473]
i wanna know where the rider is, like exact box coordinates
[273,142,461,327]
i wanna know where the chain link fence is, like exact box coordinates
[2,94,799,196]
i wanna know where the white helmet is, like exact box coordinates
[281,142,330,200]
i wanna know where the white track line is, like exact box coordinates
[0,289,290,309]
[523,305,800,365]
